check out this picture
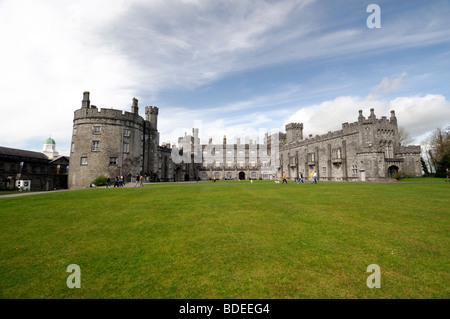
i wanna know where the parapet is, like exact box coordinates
[74,107,144,124]
[285,123,303,131]
[145,106,159,115]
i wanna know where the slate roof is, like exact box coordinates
[0,146,49,160]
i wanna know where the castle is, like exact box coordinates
[68,92,422,189]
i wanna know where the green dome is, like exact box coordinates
[44,137,56,144]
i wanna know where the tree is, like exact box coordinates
[398,126,413,146]
[427,126,450,177]
[420,157,430,176]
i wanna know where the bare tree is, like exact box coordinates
[398,126,413,146]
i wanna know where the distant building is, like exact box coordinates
[0,138,69,191]
[42,137,59,159]
[278,109,422,182]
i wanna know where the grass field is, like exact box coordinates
[0,180,448,299]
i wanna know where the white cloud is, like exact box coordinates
[0,0,142,154]
[0,0,449,156]
[284,94,450,144]
[368,72,408,99]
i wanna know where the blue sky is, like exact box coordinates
[0,0,449,155]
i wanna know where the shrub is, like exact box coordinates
[393,172,414,180]
[92,176,108,186]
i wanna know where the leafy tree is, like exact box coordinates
[420,157,430,176]
[427,126,450,177]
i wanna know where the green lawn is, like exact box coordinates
[0,181,448,299]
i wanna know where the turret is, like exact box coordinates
[368,108,376,122]
[390,110,397,124]
[145,106,159,130]
[358,110,364,123]
[131,97,139,114]
[285,123,303,143]
[82,91,90,109]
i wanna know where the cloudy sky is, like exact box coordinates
[0,0,449,155]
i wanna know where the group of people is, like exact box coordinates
[105,176,125,188]
[281,171,317,184]
[135,174,145,187]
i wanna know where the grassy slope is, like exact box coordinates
[0,181,448,299]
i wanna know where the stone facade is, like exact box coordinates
[68,92,422,188]
[68,92,162,189]
[279,109,422,181]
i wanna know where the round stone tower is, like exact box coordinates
[68,92,148,189]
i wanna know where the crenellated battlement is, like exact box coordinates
[397,145,421,154]
[73,107,144,124]
[75,91,145,124]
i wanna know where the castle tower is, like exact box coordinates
[68,91,148,189]
[145,106,159,130]
[285,123,303,143]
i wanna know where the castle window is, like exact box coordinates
[80,157,88,166]
[332,148,342,159]
[73,127,77,135]
[109,157,117,165]
[352,165,358,174]
[92,141,100,152]
[123,129,130,137]
[71,143,75,153]
[93,126,101,134]
[290,157,296,165]
[385,144,394,158]
[123,143,129,153]
[308,153,315,163]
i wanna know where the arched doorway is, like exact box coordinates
[175,167,183,181]
[387,165,399,178]
[239,172,245,180]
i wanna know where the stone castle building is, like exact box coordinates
[279,109,421,182]
[68,92,421,189]
[68,92,163,189]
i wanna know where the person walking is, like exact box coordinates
[446,168,449,182]
[282,171,288,184]
[298,172,304,184]
[135,174,140,187]
[106,177,110,188]
[313,171,317,184]
[114,176,119,188]
[140,174,144,187]
[310,171,314,184]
